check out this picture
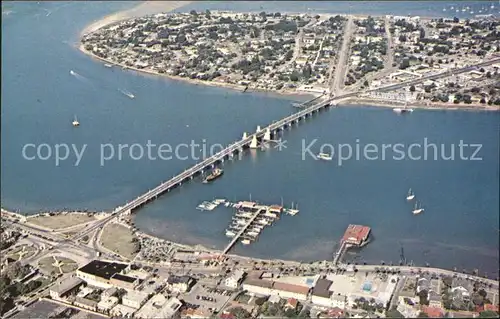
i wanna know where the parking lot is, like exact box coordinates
[182,283,233,312]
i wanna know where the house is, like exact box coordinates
[224,270,246,289]
[166,275,194,293]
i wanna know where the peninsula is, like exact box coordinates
[80,10,500,110]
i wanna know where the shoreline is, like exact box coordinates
[77,44,321,100]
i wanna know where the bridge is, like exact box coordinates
[72,57,500,242]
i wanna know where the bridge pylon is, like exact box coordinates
[263,128,272,141]
[250,134,259,149]
[256,125,261,132]
[242,132,248,140]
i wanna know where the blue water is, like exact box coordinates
[2,1,499,277]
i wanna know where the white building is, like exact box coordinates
[311,279,347,308]
[97,296,119,312]
[224,270,246,289]
[122,290,149,309]
[242,278,310,301]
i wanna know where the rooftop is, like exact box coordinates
[312,279,333,298]
[342,224,371,244]
[111,273,137,284]
[51,276,83,295]
[77,260,128,280]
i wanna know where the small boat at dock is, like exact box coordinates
[104,63,113,68]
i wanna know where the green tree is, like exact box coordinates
[479,310,500,318]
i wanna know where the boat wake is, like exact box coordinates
[69,70,92,85]
[118,89,135,99]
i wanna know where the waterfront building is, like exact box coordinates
[224,270,246,289]
[341,225,371,247]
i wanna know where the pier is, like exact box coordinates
[222,207,265,255]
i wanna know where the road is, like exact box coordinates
[330,15,354,96]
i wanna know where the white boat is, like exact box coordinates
[69,70,76,75]
[235,219,247,225]
[406,188,415,201]
[316,153,333,161]
[241,239,252,245]
[225,230,236,238]
[119,89,135,99]
[104,63,113,68]
[393,105,414,113]
[72,115,80,127]
[224,202,230,207]
[412,201,424,215]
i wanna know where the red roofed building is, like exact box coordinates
[422,306,444,318]
[484,304,499,312]
[341,224,371,246]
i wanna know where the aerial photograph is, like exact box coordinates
[1,1,500,318]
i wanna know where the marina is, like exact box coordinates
[219,200,299,254]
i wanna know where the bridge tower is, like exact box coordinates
[242,132,248,140]
[250,134,259,149]
[263,128,272,141]
[256,125,261,132]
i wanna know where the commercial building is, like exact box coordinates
[110,304,136,318]
[110,273,141,290]
[311,278,347,308]
[97,296,119,312]
[74,297,98,312]
[224,270,246,289]
[122,290,150,309]
[134,294,168,319]
[76,260,128,289]
[166,275,194,293]
[50,276,84,300]
[242,278,310,301]
[156,297,183,319]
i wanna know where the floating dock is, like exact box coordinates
[221,200,299,254]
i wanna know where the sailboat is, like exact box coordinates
[406,189,415,201]
[412,201,424,215]
[72,115,80,127]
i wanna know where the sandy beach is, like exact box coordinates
[80,1,193,36]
